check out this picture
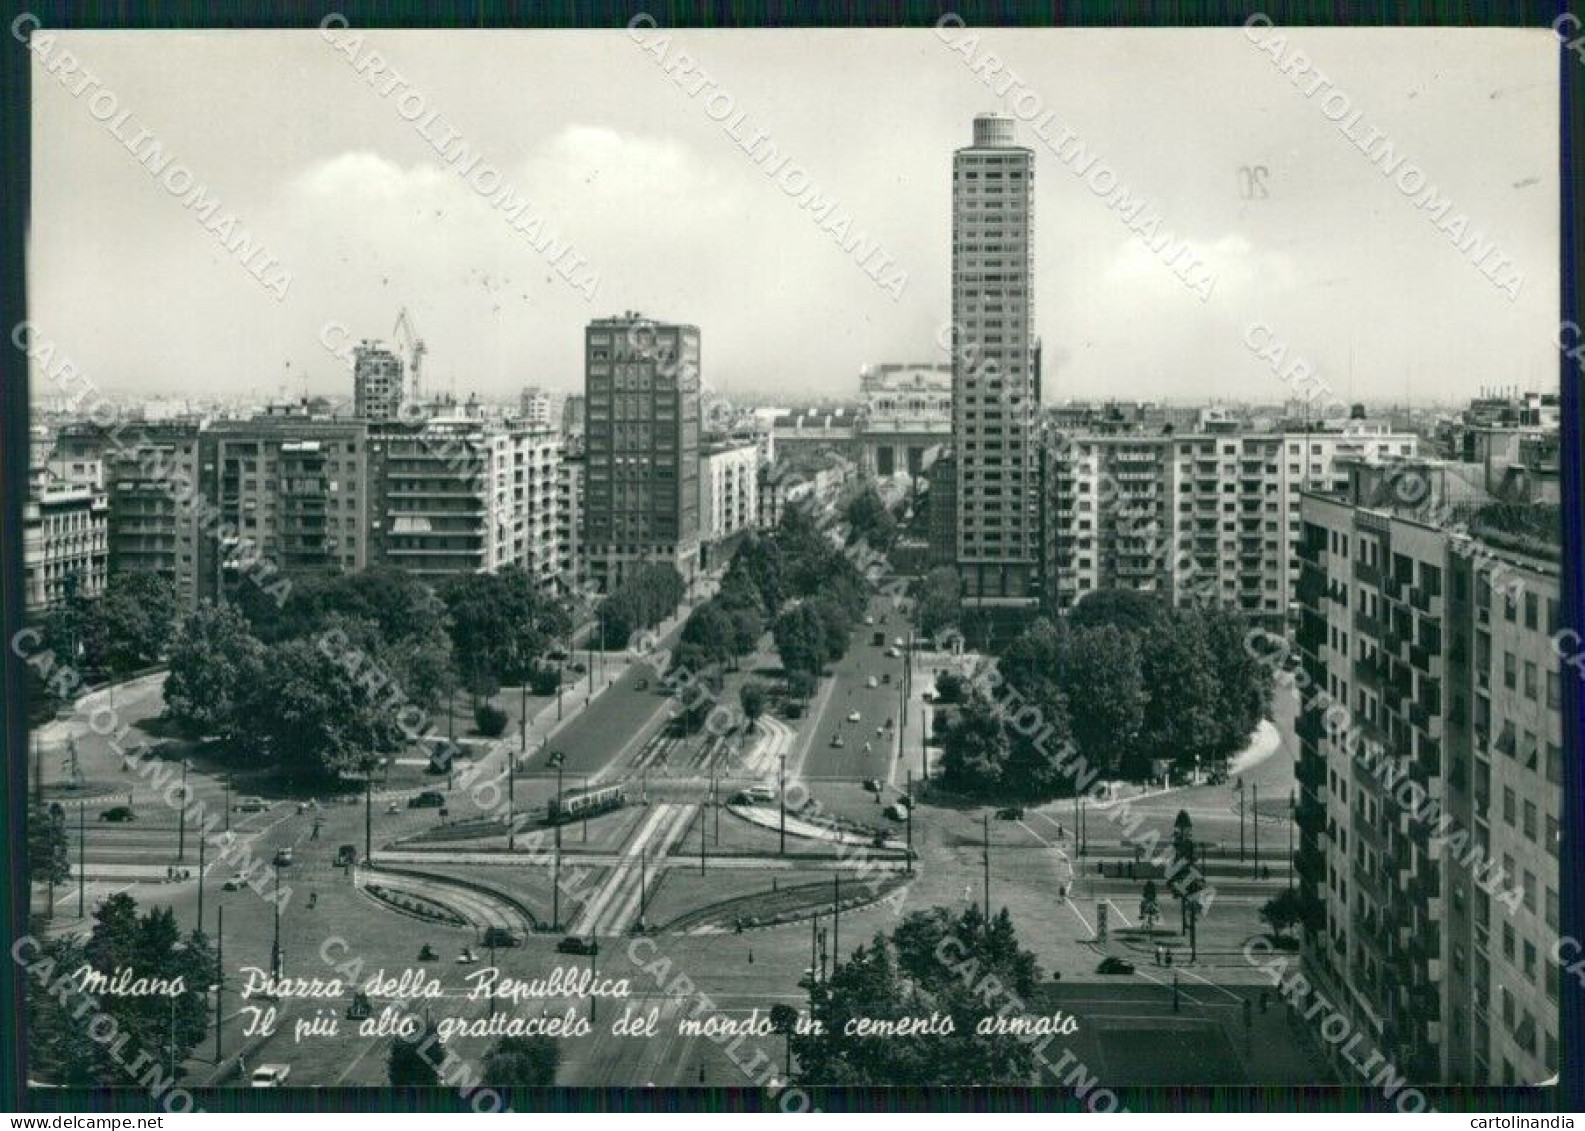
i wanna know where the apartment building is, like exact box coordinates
[23,457,108,614]
[1294,454,1561,1085]
[556,450,585,594]
[54,421,209,608]
[206,412,371,593]
[952,114,1039,614]
[698,440,760,552]
[583,313,701,592]
[371,416,560,585]
[354,342,405,422]
[1043,423,1418,623]
[520,386,552,429]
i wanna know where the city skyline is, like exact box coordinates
[29,27,1557,406]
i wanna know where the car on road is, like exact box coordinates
[556,936,599,956]
[569,661,588,674]
[846,710,862,723]
[635,677,649,690]
[234,797,268,813]
[481,927,522,948]
[250,1064,291,1088]
[547,648,569,661]
[866,676,879,689]
[863,615,875,626]
[222,873,247,891]
[408,791,445,809]
[98,806,136,822]
[872,631,886,647]
[1096,957,1136,975]
[996,806,1025,821]
[881,672,892,684]
[272,848,293,867]
[863,779,883,793]
[884,647,899,658]
[335,845,359,867]
[829,734,845,748]
[893,637,905,649]
[883,802,909,822]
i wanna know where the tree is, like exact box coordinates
[769,1003,799,1078]
[238,639,402,782]
[388,1016,442,1086]
[1141,613,1222,771]
[1202,609,1273,761]
[442,568,569,701]
[938,694,1012,795]
[681,603,736,669]
[162,601,265,740]
[27,894,217,1087]
[29,801,70,884]
[843,487,896,549]
[791,905,1040,1085]
[1139,880,1161,937]
[1069,588,1168,635]
[481,1034,559,1086]
[1259,888,1304,940]
[773,604,827,677]
[785,670,817,702]
[739,681,768,727]
[1063,626,1146,777]
[933,671,967,705]
[913,566,962,640]
[98,573,178,677]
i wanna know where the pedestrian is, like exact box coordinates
[166,865,174,881]
[1166,949,1173,967]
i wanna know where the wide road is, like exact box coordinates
[798,592,911,783]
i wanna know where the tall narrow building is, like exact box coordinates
[952,114,1038,621]
[583,313,702,592]
[354,342,405,422]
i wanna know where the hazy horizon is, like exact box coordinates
[28,26,1559,407]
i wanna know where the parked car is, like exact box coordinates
[846,710,862,724]
[335,845,359,867]
[98,806,136,822]
[883,803,909,822]
[556,936,599,956]
[481,927,522,948]
[884,647,900,658]
[250,1064,291,1087]
[996,806,1025,821]
[408,791,445,809]
[1096,957,1135,975]
[272,848,293,867]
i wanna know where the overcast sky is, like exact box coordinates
[29,26,1558,406]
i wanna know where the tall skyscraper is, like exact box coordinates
[583,313,701,591]
[354,342,405,421]
[952,114,1038,617]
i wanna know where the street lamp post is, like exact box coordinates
[77,802,85,917]
[1252,782,1260,873]
[1237,778,1246,863]
[270,860,282,978]
[550,751,565,930]
[177,759,189,861]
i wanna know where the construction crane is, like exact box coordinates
[393,307,427,402]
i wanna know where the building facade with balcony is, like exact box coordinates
[583,313,701,592]
[1042,424,1418,623]
[23,458,108,614]
[1293,455,1561,1085]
